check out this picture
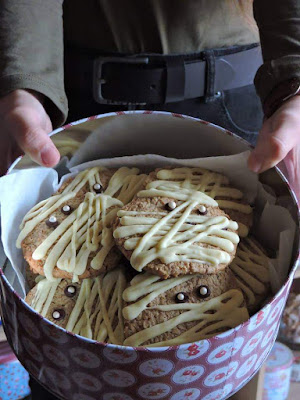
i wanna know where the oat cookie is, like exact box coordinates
[142,167,253,237]
[122,269,249,346]
[229,236,270,312]
[25,262,40,290]
[17,166,146,281]
[26,267,127,344]
[113,191,240,279]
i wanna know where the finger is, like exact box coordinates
[13,125,60,167]
[283,147,300,201]
[248,119,300,173]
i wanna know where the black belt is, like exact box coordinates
[64,44,263,105]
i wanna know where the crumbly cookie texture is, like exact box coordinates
[122,269,249,346]
[142,167,253,237]
[25,262,41,290]
[17,166,146,282]
[26,267,127,344]
[229,236,270,312]
[113,194,239,279]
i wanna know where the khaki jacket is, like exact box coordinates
[0,0,297,126]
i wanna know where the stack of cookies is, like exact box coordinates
[18,165,271,347]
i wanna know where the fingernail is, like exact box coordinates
[248,154,262,173]
[41,144,59,167]
[250,162,262,173]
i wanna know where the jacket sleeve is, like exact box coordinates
[253,0,300,105]
[0,0,68,127]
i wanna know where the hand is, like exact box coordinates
[248,95,300,201]
[0,89,60,176]
[248,95,300,173]
[279,146,300,202]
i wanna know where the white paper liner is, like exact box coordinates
[0,151,297,299]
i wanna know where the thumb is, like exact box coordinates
[13,125,60,168]
[283,147,300,201]
[248,117,299,173]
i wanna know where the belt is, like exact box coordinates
[64,44,263,105]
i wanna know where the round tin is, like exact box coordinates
[0,111,299,400]
[291,351,300,382]
[263,342,294,400]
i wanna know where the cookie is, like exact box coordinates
[122,269,249,346]
[141,167,253,237]
[113,192,240,279]
[17,166,146,281]
[25,262,41,290]
[229,236,270,312]
[26,267,127,344]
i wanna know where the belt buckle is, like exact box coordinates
[93,55,149,105]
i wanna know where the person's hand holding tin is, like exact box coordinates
[248,95,300,200]
[0,89,60,175]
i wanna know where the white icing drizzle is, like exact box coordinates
[139,168,252,237]
[104,167,146,204]
[17,193,77,248]
[33,194,122,281]
[144,290,248,347]
[30,278,62,316]
[138,186,219,205]
[17,166,107,248]
[123,274,249,346]
[114,196,239,272]
[123,273,193,320]
[61,167,105,194]
[230,238,270,307]
[29,268,126,344]
[17,166,145,280]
